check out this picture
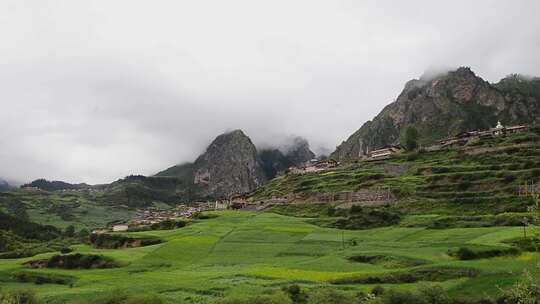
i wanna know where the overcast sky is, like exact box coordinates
[1,1,539,184]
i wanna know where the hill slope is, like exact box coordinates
[253,126,540,215]
[331,68,540,162]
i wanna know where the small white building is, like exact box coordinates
[215,200,230,210]
[368,145,402,159]
[112,224,129,232]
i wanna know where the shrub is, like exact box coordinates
[192,212,219,220]
[505,237,540,252]
[89,234,162,249]
[455,247,477,260]
[25,254,119,269]
[307,289,356,304]
[330,208,401,230]
[282,284,307,304]
[402,126,419,151]
[371,286,385,296]
[379,289,427,304]
[60,247,73,254]
[149,220,187,230]
[217,292,292,304]
[0,289,38,304]
[76,291,167,304]
[499,270,540,304]
[64,225,76,237]
[332,267,478,285]
[451,247,520,260]
[12,271,74,285]
[417,284,451,304]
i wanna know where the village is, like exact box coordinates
[53,121,533,234]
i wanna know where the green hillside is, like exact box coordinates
[0,190,132,230]
[252,127,540,216]
[0,128,539,304]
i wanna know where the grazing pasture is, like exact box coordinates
[0,211,537,303]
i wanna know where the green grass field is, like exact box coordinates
[1,211,537,303]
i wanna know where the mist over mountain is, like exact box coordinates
[0,179,10,192]
[331,67,540,161]
[258,136,316,179]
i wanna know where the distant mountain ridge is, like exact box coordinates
[12,131,315,206]
[331,67,540,161]
[0,179,10,192]
[22,179,91,192]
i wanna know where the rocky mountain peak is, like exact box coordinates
[331,67,540,162]
[258,136,316,179]
[284,137,316,165]
[193,129,266,198]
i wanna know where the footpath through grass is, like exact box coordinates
[0,211,537,303]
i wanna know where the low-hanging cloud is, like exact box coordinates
[1,0,539,184]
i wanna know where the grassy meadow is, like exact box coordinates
[0,210,537,303]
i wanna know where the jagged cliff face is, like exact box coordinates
[0,179,9,192]
[285,137,316,165]
[331,68,540,161]
[192,130,267,198]
[259,137,316,179]
[156,132,315,199]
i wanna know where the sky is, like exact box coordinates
[1,0,539,184]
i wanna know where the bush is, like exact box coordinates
[24,254,119,269]
[0,289,38,304]
[329,208,401,230]
[371,286,385,296]
[217,292,292,304]
[89,234,162,249]
[506,237,540,252]
[149,220,186,230]
[332,267,478,284]
[499,270,540,304]
[402,126,419,151]
[64,225,76,237]
[454,247,477,260]
[307,289,356,304]
[76,290,167,304]
[60,247,73,254]
[379,289,427,304]
[451,247,520,260]
[418,284,451,304]
[282,285,307,304]
[12,271,74,285]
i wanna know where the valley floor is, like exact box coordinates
[0,211,537,303]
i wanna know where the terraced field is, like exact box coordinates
[1,211,537,303]
[252,129,540,216]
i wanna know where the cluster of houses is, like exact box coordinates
[88,121,536,235]
[92,203,216,233]
[288,159,339,175]
[438,122,527,148]
[285,121,528,175]
[365,145,403,160]
[131,204,209,225]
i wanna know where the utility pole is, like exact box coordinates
[523,217,528,239]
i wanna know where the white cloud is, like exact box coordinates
[1,0,539,183]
